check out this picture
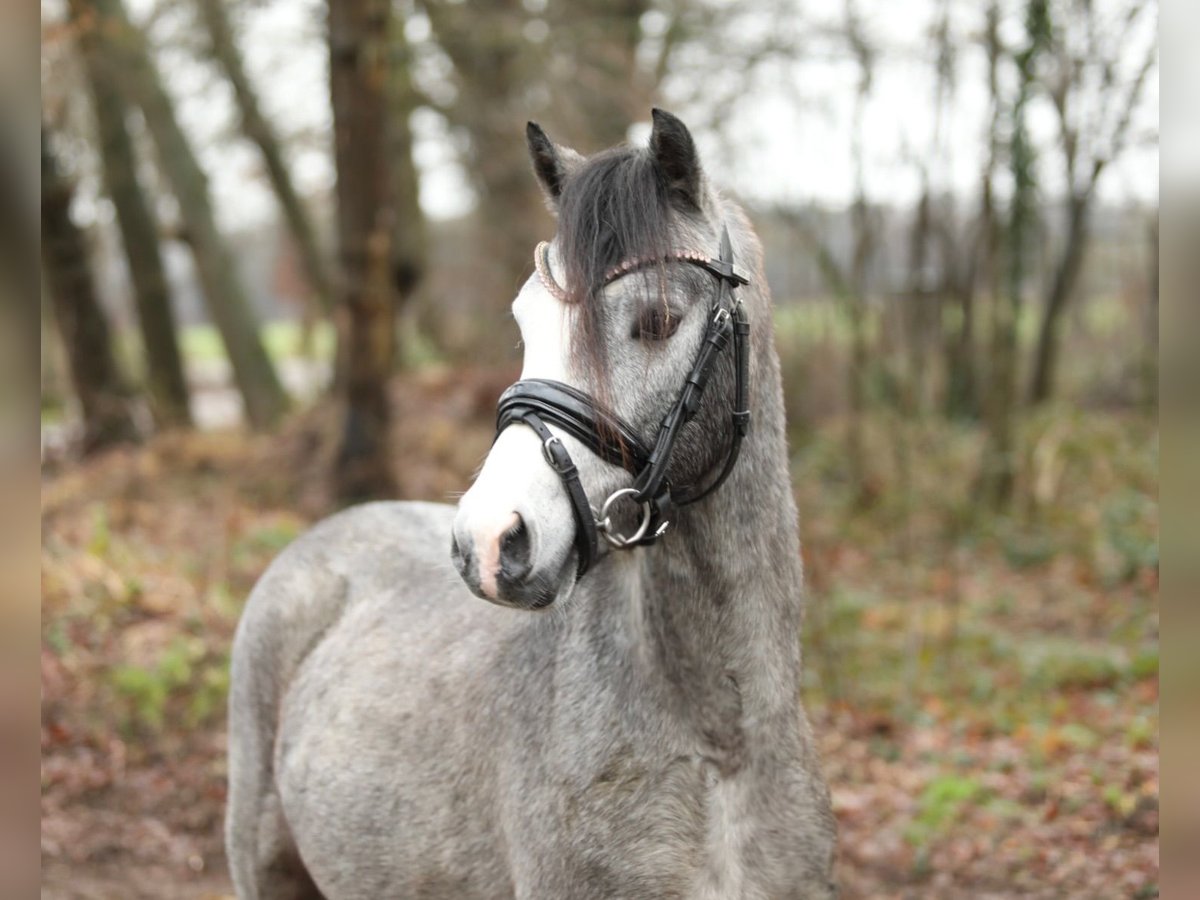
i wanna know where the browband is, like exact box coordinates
[534,241,748,305]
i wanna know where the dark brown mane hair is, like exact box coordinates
[553,144,675,382]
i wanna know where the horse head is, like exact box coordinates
[452,110,753,610]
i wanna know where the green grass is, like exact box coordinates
[771,293,1135,350]
[180,320,336,365]
[109,636,230,734]
[773,302,857,345]
[905,775,988,847]
[109,320,336,378]
[796,411,1158,729]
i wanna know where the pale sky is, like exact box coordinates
[96,0,1158,233]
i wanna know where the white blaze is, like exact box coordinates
[513,253,572,382]
[455,265,577,598]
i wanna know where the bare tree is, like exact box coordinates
[970,0,1008,486]
[839,0,877,501]
[419,0,548,299]
[547,0,651,147]
[193,0,335,318]
[417,0,658,301]
[788,201,875,502]
[782,0,879,505]
[1141,213,1158,408]
[77,0,288,429]
[386,9,426,314]
[330,0,398,502]
[654,0,812,143]
[70,0,191,428]
[920,1,983,420]
[1,104,42,415]
[41,126,139,453]
[979,0,1051,508]
[1027,0,1157,404]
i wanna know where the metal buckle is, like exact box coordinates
[593,487,653,549]
[541,434,564,467]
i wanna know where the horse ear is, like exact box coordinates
[649,108,703,211]
[526,122,581,210]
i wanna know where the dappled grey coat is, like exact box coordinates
[225,109,837,899]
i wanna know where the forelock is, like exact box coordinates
[555,145,674,306]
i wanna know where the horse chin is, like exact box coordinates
[487,547,578,612]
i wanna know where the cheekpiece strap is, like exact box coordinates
[515,410,599,577]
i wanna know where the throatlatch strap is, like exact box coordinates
[516,411,599,577]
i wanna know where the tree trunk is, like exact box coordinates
[979,280,1017,509]
[422,0,548,306]
[939,195,983,421]
[1,117,41,408]
[845,196,873,506]
[842,15,876,508]
[425,0,656,305]
[81,0,287,429]
[941,255,978,419]
[71,0,191,428]
[385,15,428,371]
[41,128,139,454]
[785,206,873,506]
[194,0,334,316]
[554,0,649,147]
[1142,214,1158,409]
[978,0,1041,510]
[329,0,398,503]
[903,183,934,415]
[386,15,426,308]
[1028,191,1090,405]
[41,290,69,416]
[980,174,1028,509]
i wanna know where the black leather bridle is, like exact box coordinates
[495,225,751,578]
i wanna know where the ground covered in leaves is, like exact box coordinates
[41,367,1158,898]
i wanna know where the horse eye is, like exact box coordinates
[633,307,680,341]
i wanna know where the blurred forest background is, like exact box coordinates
[39,0,1158,896]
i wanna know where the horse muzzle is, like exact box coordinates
[450,502,575,610]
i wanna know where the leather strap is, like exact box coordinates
[515,411,599,577]
[672,299,750,505]
[497,380,651,471]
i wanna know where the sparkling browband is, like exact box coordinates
[535,241,746,302]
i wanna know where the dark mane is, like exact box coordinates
[556,145,673,304]
[554,145,675,377]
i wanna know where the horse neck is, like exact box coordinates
[584,340,806,739]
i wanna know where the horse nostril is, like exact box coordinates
[451,531,473,577]
[499,515,532,584]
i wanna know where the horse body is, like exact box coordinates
[227,111,836,899]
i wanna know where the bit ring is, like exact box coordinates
[594,488,653,549]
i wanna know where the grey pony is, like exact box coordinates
[225,110,837,899]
